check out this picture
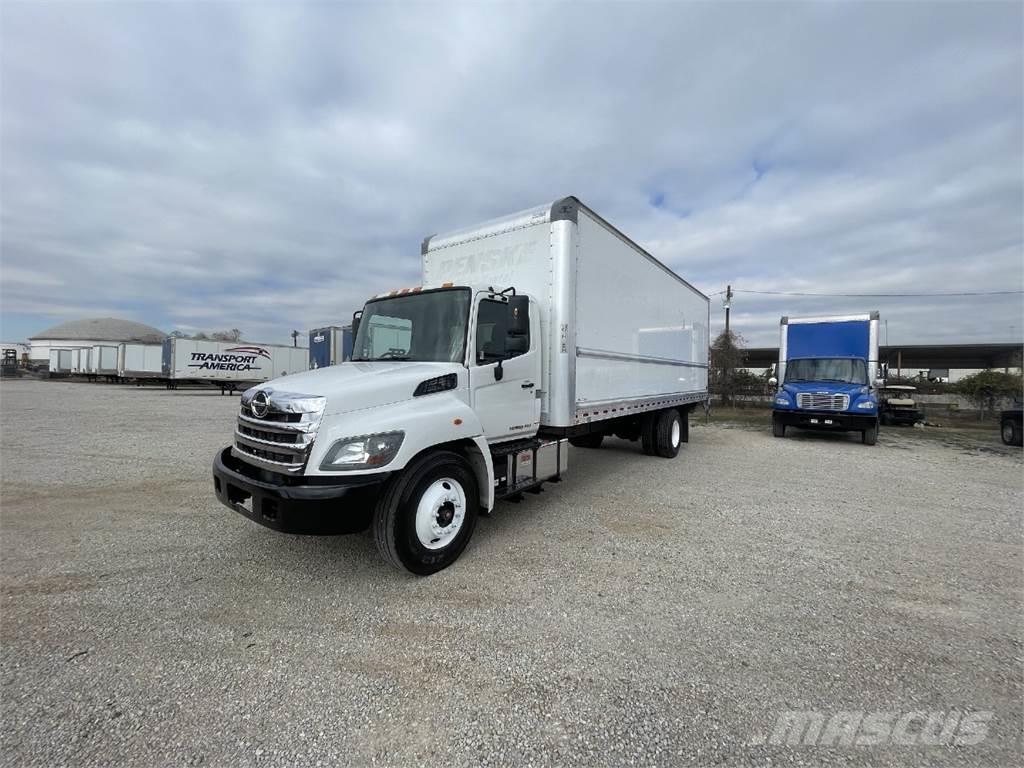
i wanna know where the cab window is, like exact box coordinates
[476,300,509,363]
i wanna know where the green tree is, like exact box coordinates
[954,369,1023,418]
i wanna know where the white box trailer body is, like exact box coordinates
[49,348,73,374]
[162,339,308,383]
[118,343,164,379]
[70,347,91,375]
[90,344,120,375]
[422,197,710,427]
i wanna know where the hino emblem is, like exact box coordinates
[251,390,270,418]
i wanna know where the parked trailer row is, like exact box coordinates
[46,339,318,389]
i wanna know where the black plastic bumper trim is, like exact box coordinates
[772,409,878,431]
[212,447,387,535]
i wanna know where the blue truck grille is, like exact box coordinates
[796,393,850,411]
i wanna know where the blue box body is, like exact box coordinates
[773,315,879,433]
[308,326,352,370]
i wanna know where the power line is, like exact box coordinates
[731,289,1023,298]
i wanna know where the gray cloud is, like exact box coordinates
[2,1,1021,346]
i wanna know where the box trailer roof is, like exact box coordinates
[422,196,709,300]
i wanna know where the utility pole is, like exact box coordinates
[724,284,733,336]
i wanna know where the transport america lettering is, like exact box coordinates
[187,352,263,371]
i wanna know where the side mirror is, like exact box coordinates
[351,310,362,342]
[494,359,504,381]
[768,377,778,386]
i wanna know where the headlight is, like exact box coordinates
[320,431,404,470]
[856,400,877,410]
[775,395,792,406]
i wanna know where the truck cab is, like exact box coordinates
[769,313,881,445]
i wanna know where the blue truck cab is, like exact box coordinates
[770,312,881,445]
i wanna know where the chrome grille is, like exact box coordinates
[233,390,326,475]
[796,392,850,411]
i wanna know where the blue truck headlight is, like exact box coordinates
[856,400,877,410]
[775,395,792,406]
[320,431,404,470]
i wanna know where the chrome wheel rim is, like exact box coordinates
[671,419,681,448]
[415,477,466,550]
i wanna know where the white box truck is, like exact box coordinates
[212,197,710,574]
[118,343,164,381]
[162,339,308,388]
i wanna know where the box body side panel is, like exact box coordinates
[573,211,709,416]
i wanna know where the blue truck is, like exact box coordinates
[770,312,881,445]
[308,326,352,370]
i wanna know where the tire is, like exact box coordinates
[772,416,785,438]
[569,434,604,449]
[862,422,879,446]
[652,409,683,458]
[640,412,658,455]
[373,450,479,575]
[1002,420,1022,446]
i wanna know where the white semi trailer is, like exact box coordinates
[89,344,120,378]
[213,197,710,574]
[118,343,164,381]
[163,339,308,389]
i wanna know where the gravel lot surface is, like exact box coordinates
[2,379,1021,767]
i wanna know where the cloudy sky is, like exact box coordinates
[2,0,1021,348]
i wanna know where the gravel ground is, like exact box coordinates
[1,379,1021,767]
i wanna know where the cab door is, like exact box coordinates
[470,293,541,442]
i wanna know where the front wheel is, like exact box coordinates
[772,416,786,438]
[862,422,879,446]
[373,451,479,575]
[1002,419,1022,446]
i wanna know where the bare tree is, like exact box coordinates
[210,329,242,342]
[710,330,747,406]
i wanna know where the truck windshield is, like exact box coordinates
[352,288,471,363]
[785,358,868,385]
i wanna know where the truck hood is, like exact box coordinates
[782,381,868,397]
[251,361,465,415]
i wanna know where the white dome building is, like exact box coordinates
[29,317,166,364]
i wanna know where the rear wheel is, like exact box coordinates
[373,451,479,575]
[652,409,683,458]
[1002,419,1022,446]
[772,416,786,438]
[569,434,604,449]
[862,422,879,446]
[640,412,658,455]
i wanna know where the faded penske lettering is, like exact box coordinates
[436,242,533,283]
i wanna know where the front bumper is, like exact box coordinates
[772,409,877,432]
[212,447,387,534]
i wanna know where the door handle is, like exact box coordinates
[521,382,534,389]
